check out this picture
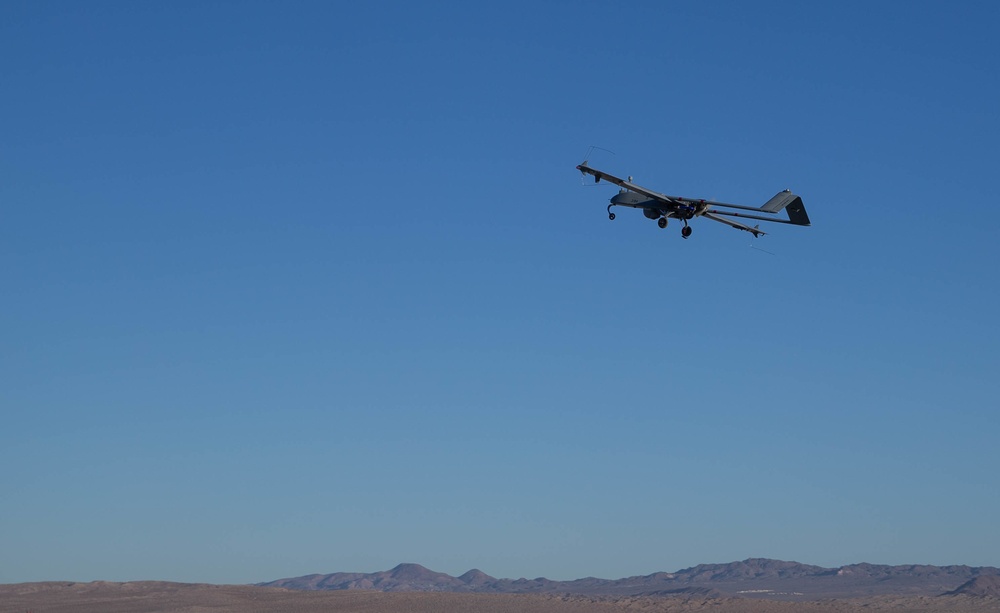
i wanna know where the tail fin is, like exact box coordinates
[761,190,810,226]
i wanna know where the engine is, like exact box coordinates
[643,208,661,220]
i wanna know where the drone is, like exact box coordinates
[577,161,810,239]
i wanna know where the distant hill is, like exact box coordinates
[945,575,1000,598]
[264,563,473,592]
[259,559,1000,601]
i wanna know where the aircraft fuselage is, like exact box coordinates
[610,190,698,220]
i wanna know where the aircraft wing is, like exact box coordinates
[576,163,679,206]
[579,163,766,211]
[701,212,767,237]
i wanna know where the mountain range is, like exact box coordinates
[259,558,1000,600]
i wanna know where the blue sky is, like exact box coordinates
[2,1,998,585]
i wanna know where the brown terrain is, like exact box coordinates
[2,581,999,613]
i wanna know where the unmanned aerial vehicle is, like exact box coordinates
[577,161,810,239]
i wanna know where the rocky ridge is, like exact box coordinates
[258,559,1000,600]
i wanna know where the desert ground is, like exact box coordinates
[2,582,999,613]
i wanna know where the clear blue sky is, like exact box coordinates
[2,1,998,585]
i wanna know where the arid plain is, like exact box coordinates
[3,581,999,613]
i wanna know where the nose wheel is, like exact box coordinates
[607,205,615,221]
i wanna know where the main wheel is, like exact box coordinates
[681,225,692,238]
[657,217,668,229]
[608,212,615,220]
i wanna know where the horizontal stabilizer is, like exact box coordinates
[761,190,810,226]
[761,190,797,213]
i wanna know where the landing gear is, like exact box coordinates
[681,225,692,239]
[607,205,615,221]
[657,217,668,229]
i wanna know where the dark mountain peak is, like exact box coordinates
[386,562,432,575]
[639,571,677,581]
[678,558,825,582]
[378,563,459,589]
[458,569,495,585]
[388,563,433,576]
[835,562,889,576]
[944,575,1000,598]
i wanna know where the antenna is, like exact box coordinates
[582,145,616,162]
[580,146,616,186]
[749,239,776,256]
